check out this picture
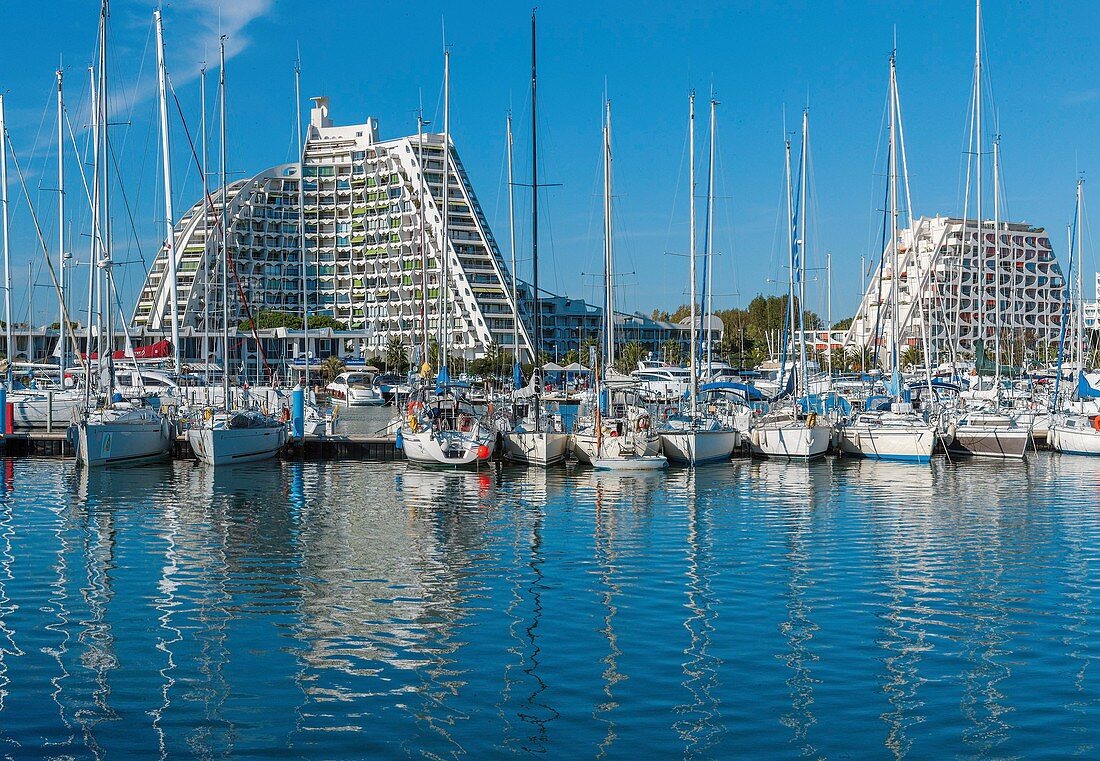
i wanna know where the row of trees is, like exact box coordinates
[238,309,347,332]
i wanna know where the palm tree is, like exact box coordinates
[385,336,407,373]
[900,344,923,371]
[615,342,647,374]
[320,355,345,383]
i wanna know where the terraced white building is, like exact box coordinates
[844,215,1068,365]
[133,97,534,362]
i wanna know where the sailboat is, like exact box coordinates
[501,14,570,467]
[837,52,937,463]
[186,36,286,466]
[72,3,173,468]
[401,48,495,468]
[657,93,738,466]
[571,99,662,465]
[1047,180,1100,455]
[750,111,832,459]
[945,0,1028,459]
[0,59,85,429]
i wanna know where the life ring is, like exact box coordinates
[1092,415,1100,433]
[636,414,650,432]
[407,400,423,416]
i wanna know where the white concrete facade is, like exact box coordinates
[133,98,534,362]
[845,215,1067,365]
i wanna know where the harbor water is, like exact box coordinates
[0,443,1097,757]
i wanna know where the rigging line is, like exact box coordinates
[664,116,691,279]
[714,119,739,307]
[103,132,146,267]
[3,132,88,379]
[115,13,155,160]
[167,84,273,373]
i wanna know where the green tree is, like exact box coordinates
[385,336,408,372]
[829,347,849,373]
[240,309,346,331]
[614,341,647,374]
[900,344,923,371]
[661,338,682,365]
[320,355,345,382]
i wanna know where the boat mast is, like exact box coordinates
[418,106,429,371]
[705,95,717,376]
[784,133,795,398]
[1077,179,1085,377]
[98,0,115,396]
[889,53,901,384]
[797,110,810,398]
[155,10,181,376]
[530,8,541,411]
[603,99,615,372]
[200,63,211,390]
[218,36,230,409]
[295,56,309,390]
[992,135,1002,394]
[688,91,698,420]
[85,64,98,409]
[0,94,11,387]
[439,49,450,376]
[506,112,519,374]
[57,69,67,383]
[974,0,984,361]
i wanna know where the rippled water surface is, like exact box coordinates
[0,452,1097,759]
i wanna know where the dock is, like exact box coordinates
[0,431,405,461]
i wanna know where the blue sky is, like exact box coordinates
[2,0,1099,328]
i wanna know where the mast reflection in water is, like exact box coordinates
[0,456,1095,757]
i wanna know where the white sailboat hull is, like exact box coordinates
[74,415,173,468]
[1049,416,1100,456]
[502,430,569,466]
[659,428,740,465]
[10,391,85,429]
[402,428,494,468]
[837,423,937,463]
[571,431,661,464]
[593,455,668,471]
[750,422,832,459]
[186,425,287,466]
[947,414,1029,459]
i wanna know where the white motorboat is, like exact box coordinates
[629,361,691,401]
[327,371,385,406]
[187,409,288,466]
[72,404,173,468]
